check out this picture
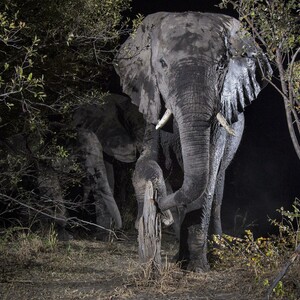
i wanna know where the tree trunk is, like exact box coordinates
[138,181,162,276]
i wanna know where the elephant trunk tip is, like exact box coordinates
[158,177,208,212]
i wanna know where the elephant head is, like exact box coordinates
[72,94,141,163]
[115,12,271,211]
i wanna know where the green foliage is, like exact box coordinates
[212,231,280,277]
[0,0,132,229]
[0,8,45,117]
[220,0,299,59]
[44,223,58,251]
[270,198,300,250]
[211,200,300,298]
[131,13,144,36]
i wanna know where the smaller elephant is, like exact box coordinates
[72,94,145,236]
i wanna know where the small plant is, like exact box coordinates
[211,231,280,277]
[0,223,60,266]
[45,223,58,252]
[0,226,45,264]
[270,198,300,250]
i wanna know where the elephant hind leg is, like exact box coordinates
[211,113,245,237]
[211,172,225,237]
[94,197,113,241]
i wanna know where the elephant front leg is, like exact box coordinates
[187,223,209,272]
[133,155,167,229]
[211,113,245,237]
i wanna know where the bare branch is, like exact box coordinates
[266,244,300,299]
[0,192,119,239]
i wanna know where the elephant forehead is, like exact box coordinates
[158,13,229,57]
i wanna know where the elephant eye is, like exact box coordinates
[159,58,168,69]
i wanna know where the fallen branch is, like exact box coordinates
[266,244,300,299]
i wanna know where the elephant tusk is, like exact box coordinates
[155,109,172,130]
[216,112,236,136]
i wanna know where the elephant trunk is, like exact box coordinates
[159,66,215,211]
[78,129,122,229]
[159,112,211,211]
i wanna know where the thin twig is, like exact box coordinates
[0,192,119,239]
[266,244,300,300]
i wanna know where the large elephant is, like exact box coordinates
[115,12,271,271]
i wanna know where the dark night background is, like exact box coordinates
[120,0,300,236]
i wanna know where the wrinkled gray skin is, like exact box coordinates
[115,12,271,271]
[73,94,144,234]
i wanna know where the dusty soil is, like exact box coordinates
[0,231,299,300]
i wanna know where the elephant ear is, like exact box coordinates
[114,13,167,124]
[220,18,272,124]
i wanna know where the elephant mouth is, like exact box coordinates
[103,141,137,163]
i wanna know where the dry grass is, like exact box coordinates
[0,228,299,300]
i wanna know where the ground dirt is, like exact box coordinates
[0,230,299,300]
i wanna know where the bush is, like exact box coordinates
[211,199,300,298]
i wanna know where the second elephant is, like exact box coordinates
[73,94,145,235]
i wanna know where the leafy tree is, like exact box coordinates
[0,0,131,227]
[219,0,300,159]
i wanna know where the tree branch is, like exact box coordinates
[266,244,300,299]
[0,192,119,239]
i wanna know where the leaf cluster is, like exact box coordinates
[220,0,299,59]
[0,0,131,227]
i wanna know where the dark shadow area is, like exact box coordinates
[222,87,300,237]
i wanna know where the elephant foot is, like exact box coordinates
[187,258,210,273]
[186,224,210,272]
[212,223,223,237]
